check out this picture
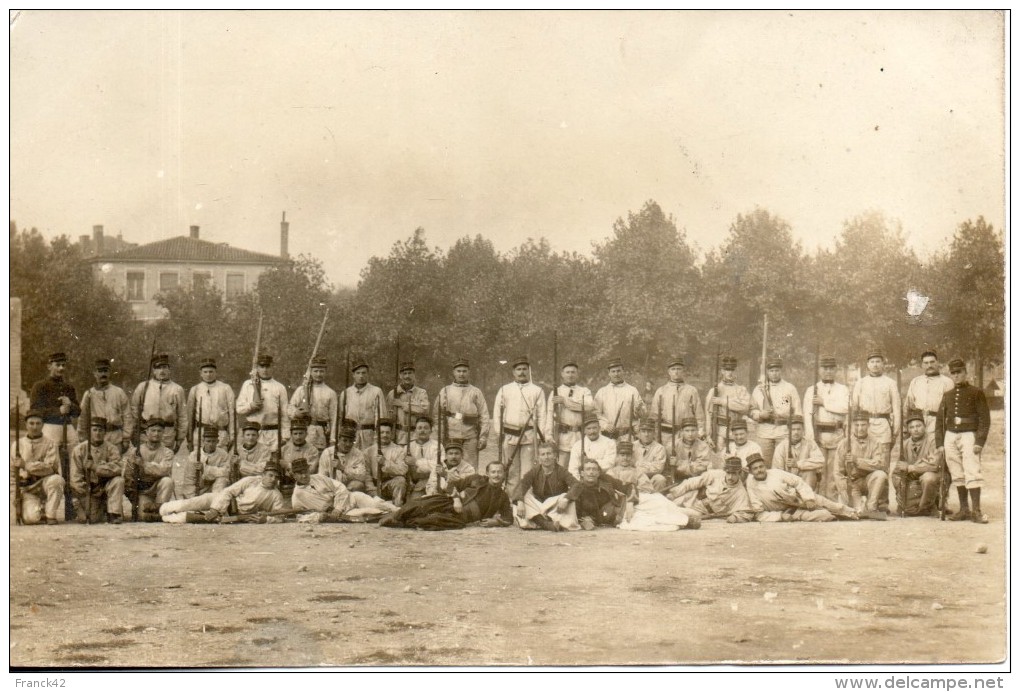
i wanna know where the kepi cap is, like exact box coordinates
[48,352,68,364]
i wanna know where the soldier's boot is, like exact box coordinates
[107,514,123,525]
[948,486,971,521]
[969,488,988,524]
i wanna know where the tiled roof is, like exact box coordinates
[89,236,286,265]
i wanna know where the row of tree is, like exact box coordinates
[10,202,1004,401]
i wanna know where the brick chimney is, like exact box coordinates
[190,225,200,239]
[92,225,104,254]
[280,212,289,259]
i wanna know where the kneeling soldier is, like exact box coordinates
[123,418,175,521]
[894,411,942,517]
[11,409,65,525]
[70,416,125,524]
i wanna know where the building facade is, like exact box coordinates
[87,222,288,321]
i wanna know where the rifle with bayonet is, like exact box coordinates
[812,346,821,446]
[189,507,306,524]
[303,306,330,421]
[552,332,559,436]
[193,399,204,495]
[60,414,72,521]
[130,337,157,522]
[373,396,383,492]
[274,394,283,463]
[759,314,776,420]
[83,398,92,524]
[710,347,720,446]
[251,310,264,411]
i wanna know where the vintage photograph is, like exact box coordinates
[8,10,1006,673]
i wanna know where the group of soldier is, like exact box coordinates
[10,344,992,531]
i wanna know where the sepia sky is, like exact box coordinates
[10,10,1005,286]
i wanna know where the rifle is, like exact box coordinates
[656,395,664,473]
[843,392,855,506]
[580,395,587,472]
[552,332,560,436]
[939,406,948,521]
[274,394,283,462]
[342,348,351,425]
[60,415,72,521]
[229,410,240,515]
[786,409,793,474]
[251,310,264,410]
[13,403,23,525]
[497,392,505,470]
[671,388,678,462]
[710,347,720,445]
[723,397,731,456]
[131,337,157,522]
[759,314,775,417]
[304,307,330,419]
[812,347,821,446]
[216,507,305,524]
[373,396,382,490]
[194,399,204,495]
[83,398,92,524]
[897,425,906,517]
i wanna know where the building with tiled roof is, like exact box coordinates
[86,216,290,321]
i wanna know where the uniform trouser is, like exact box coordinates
[381,477,407,504]
[502,439,536,500]
[814,494,857,519]
[455,436,480,472]
[19,475,65,524]
[757,507,835,522]
[845,470,888,511]
[159,493,215,516]
[74,476,125,521]
[136,477,176,515]
[195,477,230,498]
[758,438,779,467]
[820,446,840,501]
[515,490,580,531]
[787,468,820,493]
[42,423,78,447]
[944,431,982,489]
[257,430,282,453]
[891,471,940,515]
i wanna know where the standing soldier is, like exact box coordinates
[123,419,176,521]
[772,415,826,490]
[434,358,490,471]
[493,356,549,499]
[546,359,592,469]
[186,357,236,452]
[705,354,751,451]
[594,357,645,442]
[851,346,901,475]
[126,353,186,454]
[650,356,704,452]
[905,350,954,435]
[10,410,65,524]
[750,355,801,467]
[288,356,337,454]
[30,352,80,446]
[235,354,289,454]
[342,357,385,451]
[183,426,233,498]
[803,354,850,501]
[78,358,130,453]
[70,416,125,524]
[387,360,429,448]
[236,422,272,477]
[935,359,992,523]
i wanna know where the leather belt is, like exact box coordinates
[558,424,581,434]
[860,411,891,421]
[815,423,839,432]
[446,413,479,425]
[949,417,976,428]
[923,410,938,417]
[502,424,535,436]
[311,420,329,427]
[261,424,279,431]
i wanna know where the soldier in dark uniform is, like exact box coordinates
[30,351,80,446]
[935,359,992,523]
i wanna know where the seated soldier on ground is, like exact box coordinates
[380,461,513,531]
[633,419,669,491]
[184,425,232,499]
[69,416,125,524]
[834,411,889,520]
[11,409,66,525]
[672,417,717,482]
[374,419,410,507]
[405,416,438,501]
[319,424,377,495]
[425,442,476,496]
[745,453,860,523]
[771,415,825,492]
[557,458,635,530]
[289,457,397,523]
[159,462,285,523]
[668,456,755,523]
[236,421,272,477]
[606,440,655,493]
[893,411,944,517]
[512,441,579,531]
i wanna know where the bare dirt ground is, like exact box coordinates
[9,413,1007,668]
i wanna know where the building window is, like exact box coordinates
[126,272,145,301]
[226,273,245,300]
[193,271,212,289]
[159,272,179,292]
